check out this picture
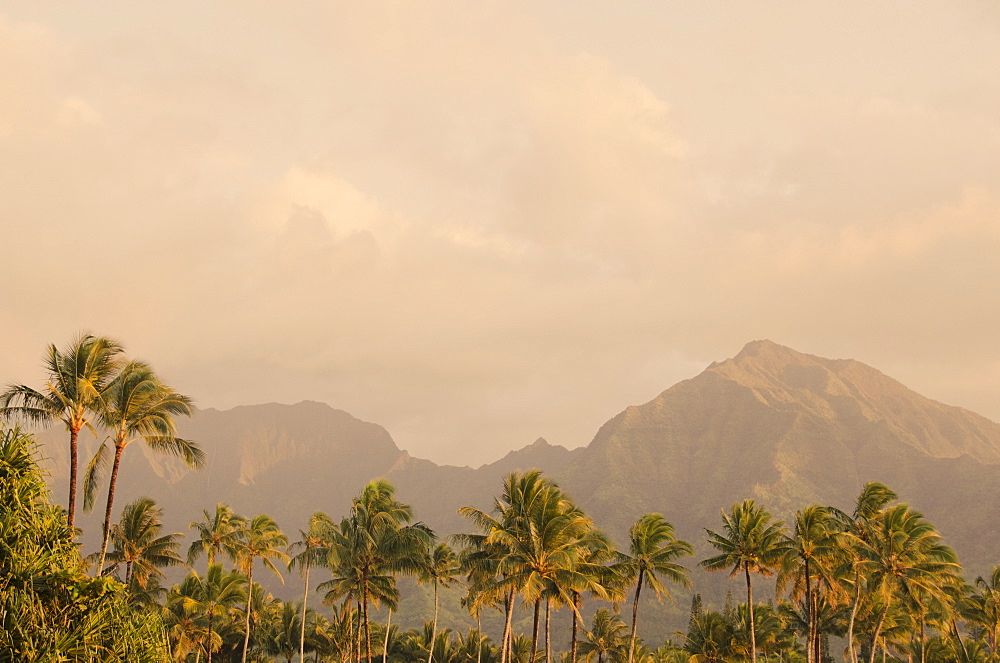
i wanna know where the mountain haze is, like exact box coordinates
[35,340,1000,578]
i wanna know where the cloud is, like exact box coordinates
[1,4,999,465]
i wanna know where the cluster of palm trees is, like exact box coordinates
[684,485,1000,663]
[124,480,444,663]
[457,470,692,663]
[0,333,203,575]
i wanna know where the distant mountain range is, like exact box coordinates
[33,340,1000,624]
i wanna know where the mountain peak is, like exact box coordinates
[733,339,814,364]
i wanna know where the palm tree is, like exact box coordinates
[422,542,463,663]
[84,360,202,572]
[258,600,302,663]
[614,513,693,663]
[235,513,290,663]
[0,333,123,529]
[700,499,789,663]
[967,566,1000,654]
[778,505,839,663]
[187,502,246,566]
[835,482,897,663]
[857,504,960,663]
[290,512,335,663]
[169,563,247,663]
[683,610,734,663]
[577,609,628,663]
[188,502,246,569]
[100,496,185,590]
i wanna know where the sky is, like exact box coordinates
[2,2,999,467]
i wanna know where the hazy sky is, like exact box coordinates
[2,2,999,467]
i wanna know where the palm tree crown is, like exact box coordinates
[101,496,185,590]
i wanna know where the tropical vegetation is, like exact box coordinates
[5,334,1000,662]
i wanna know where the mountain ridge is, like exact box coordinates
[29,340,1000,581]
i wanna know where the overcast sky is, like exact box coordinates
[2,2,999,467]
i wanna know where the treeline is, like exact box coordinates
[3,424,1000,663]
[3,334,1000,662]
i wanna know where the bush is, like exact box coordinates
[0,427,170,662]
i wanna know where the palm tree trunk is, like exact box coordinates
[242,564,254,663]
[68,424,80,530]
[207,606,215,663]
[628,568,645,663]
[867,604,890,663]
[356,600,363,663]
[301,561,310,663]
[125,560,133,586]
[477,611,482,663]
[545,598,552,663]
[918,613,925,663]
[847,570,862,663]
[531,598,541,662]
[813,578,823,663]
[384,609,392,663]
[812,588,821,663]
[97,444,125,573]
[502,588,515,663]
[746,564,757,663]
[571,593,580,663]
[429,581,439,663]
[804,560,813,663]
[364,585,373,663]
[950,617,964,654]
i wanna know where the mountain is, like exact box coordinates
[31,339,1000,585]
[551,340,1000,571]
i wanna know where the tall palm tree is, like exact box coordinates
[0,333,124,529]
[836,482,897,663]
[188,502,247,570]
[778,505,839,663]
[84,360,202,572]
[615,513,693,663]
[100,496,185,589]
[290,512,335,663]
[235,513,290,663]
[700,499,789,663]
[421,542,463,663]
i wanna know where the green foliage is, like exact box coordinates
[0,427,168,662]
